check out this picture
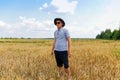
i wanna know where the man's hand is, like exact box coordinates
[51,50,54,55]
[51,38,56,55]
[68,51,72,57]
[67,37,71,57]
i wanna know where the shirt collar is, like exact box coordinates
[57,27,63,31]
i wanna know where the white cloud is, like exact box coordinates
[96,0,120,31]
[51,0,78,14]
[0,21,6,26]
[19,16,53,29]
[43,3,48,8]
[40,0,78,14]
[79,0,120,38]
[0,21,13,33]
[66,21,99,38]
[19,16,56,38]
[0,21,18,37]
[0,16,55,38]
[0,21,10,28]
[40,3,48,10]
[0,17,100,38]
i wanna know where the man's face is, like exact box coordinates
[55,20,63,28]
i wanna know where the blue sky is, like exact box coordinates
[0,0,120,38]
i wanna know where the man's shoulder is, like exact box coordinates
[54,30,57,32]
[54,30,57,34]
[62,28,68,31]
[62,28,69,33]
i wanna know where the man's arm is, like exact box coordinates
[51,38,56,55]
[67,37,72,57]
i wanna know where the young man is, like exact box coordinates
[51,18,72,80]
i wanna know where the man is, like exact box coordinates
[51,18,72,80]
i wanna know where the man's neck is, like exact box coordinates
[57,27,62,30]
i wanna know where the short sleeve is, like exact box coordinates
[65,29,70,38]
[54,31,56,38]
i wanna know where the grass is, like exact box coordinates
[0,39,120,80]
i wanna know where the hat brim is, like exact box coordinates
[54,18,65,27]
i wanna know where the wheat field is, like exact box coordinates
[0,39,120,80]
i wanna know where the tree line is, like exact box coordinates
[96,28,120,40]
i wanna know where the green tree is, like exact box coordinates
[103,29,112,39]
[117,29,120,40]
[100,31,105,39]
[96,34,101,39]
[96,28,120,40]
[111,29,119,40]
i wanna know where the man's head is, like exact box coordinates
[54,18,65,28]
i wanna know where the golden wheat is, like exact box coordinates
[0,39,120,80]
